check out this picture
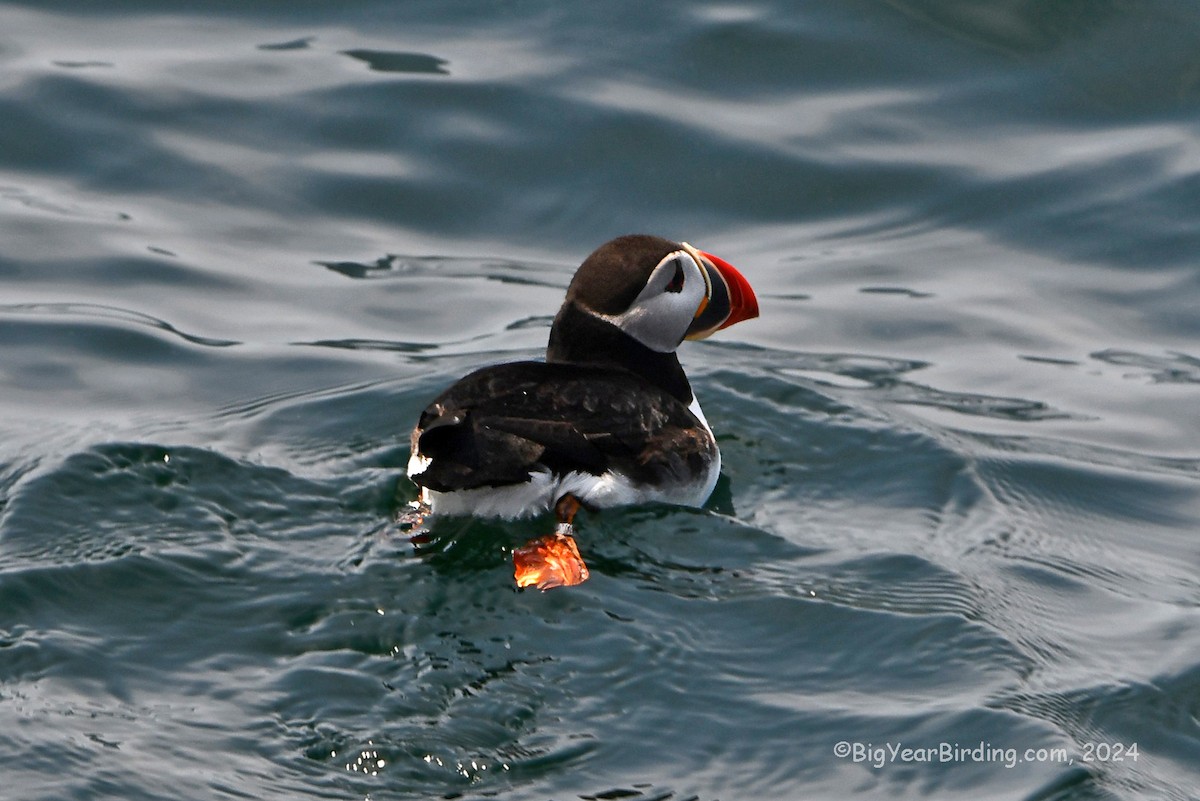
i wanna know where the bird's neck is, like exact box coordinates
[546,301,693,403]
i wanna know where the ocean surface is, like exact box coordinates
[2,2,1198,799]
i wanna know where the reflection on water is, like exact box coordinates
[1,1,1199,800]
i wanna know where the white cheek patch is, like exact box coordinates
[600,252,707,352]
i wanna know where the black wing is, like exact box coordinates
[410,361,714,492]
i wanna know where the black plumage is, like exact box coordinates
[546,299,693,403]
[411,360,716,494]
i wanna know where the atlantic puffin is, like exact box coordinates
[406,234,759,589]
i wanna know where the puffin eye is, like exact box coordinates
[665,259,685,293]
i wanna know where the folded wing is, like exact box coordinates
[410,361,712,492]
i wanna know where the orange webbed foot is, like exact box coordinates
[513,527,590,590]
[512,494,590,590]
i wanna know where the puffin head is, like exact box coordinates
[561,234,759,353]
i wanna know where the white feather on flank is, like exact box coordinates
[407,451,431,478]
[407,392,719,519]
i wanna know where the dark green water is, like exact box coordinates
[2,2,1199,799]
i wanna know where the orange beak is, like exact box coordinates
[683,245,760,340]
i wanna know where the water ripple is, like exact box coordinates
[0,302,240,348]
[315,252,567,289]
[1091,349,1200,385]
[339,49,450,76]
